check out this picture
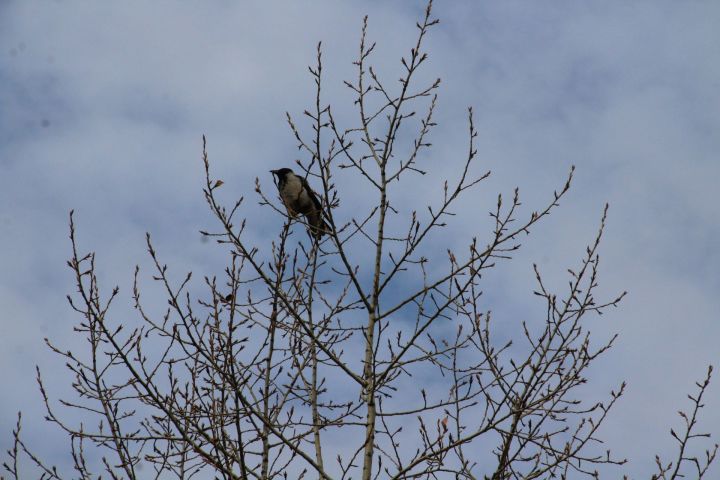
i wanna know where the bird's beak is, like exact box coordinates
[270,169,278,175]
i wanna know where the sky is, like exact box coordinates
[1,0,718,478]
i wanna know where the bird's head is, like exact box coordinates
[270,168,294,180]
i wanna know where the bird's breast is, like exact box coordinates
[280,176,313,214]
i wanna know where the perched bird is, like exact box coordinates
[270,168,330,238]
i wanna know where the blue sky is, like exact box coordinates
[1,1,718,477]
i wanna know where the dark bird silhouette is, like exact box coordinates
[271,168,330,238]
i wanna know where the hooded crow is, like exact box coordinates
[270,168,330,238]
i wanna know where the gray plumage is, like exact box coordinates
[271,168,330,238]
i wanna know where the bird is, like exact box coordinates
[270,168,330,238]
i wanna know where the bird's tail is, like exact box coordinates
[307,212,331,239]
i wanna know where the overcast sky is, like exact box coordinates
[1,1,718,478]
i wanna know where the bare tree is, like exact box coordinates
[3,2,716,479]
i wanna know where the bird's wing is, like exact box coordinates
[300,176,332,236]
[300,176,323,211]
